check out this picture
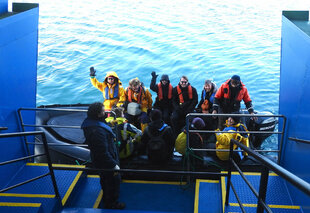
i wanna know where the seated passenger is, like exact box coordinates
[140,109,175,164]
[106,107,142,159]
[89,67,125,112]
[171,76,198,136]
[196,79,218,133]
[212,75,257,129]
[150,71,173,125]
[175,117,205,160]
[197,80,217,114]
[215,115,249,161]
[124,78,153,132]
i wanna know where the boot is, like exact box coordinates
[104,201,126,210]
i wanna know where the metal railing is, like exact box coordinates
[225,139,310,213]
[3,108,309,213]
[185,113,286,164]
[0,131,60,198]
[18,107,89,158]
[18,107,88,130]
[288,137,310,145]
[0,127,8,131]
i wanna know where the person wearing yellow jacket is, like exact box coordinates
[215,115,249,161]
[124,78,152,132]
[105,107,142,159]
[89,67,126,112]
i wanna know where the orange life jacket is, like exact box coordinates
[201,99,210,112]
[177,85,192,103]
[157,83,172,100]
[127,87,143,104]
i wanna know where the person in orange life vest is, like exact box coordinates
[197,80,217,114]
[212,75,256,128]
[196,80,219,140]
[124,78,152,132]
[171,76,198,136]
[89,67,125,112]
[150,71,173,125]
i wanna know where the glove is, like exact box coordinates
[113,165,120,176]
[151,71,158,78]
[90,67,96,77]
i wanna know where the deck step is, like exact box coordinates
[66,176,195,212]
[0,163,84,213]
[222,172,302,213]
[194,179,222,213]
[61,208,182,213]
[65,175,102,208]
[0,202,43,213]
[118,180,194,212]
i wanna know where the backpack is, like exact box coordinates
[175,131,187,155]
[146,126,168,162]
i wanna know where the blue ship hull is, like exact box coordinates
[0,1,309,212]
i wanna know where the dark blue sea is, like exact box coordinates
[33,0,310,154]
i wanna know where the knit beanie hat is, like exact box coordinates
[150,109,162,121]
[230,111,240,124]
[231,75,241,82]
[160,74,169,81]
[192,117,205,129]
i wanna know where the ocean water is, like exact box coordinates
[34,0,310,110]
[20,0,310,152]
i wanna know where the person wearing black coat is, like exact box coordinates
[140,109,175,164]
[81,102,125,210]
[171,76,198,136]
[150,71,174,125]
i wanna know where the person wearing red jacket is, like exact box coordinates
[212,75,256,128]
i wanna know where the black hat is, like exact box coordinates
[150,109,162,121]
[231,75,241,82]
[230,111,240,124]
[161,74,169,81]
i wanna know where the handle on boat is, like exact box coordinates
[289,137,310,145]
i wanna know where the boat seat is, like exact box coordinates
[47,112,86,144]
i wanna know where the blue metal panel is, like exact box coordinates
[279,11,310,212]
[0,0,7,14]
[0,3,39,186]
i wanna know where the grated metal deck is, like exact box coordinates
[0,163,84,213]
[222,172,302,213]
[194,179,222,213]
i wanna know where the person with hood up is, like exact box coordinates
[150,71,173,125]
[89,67,126,112]
[171,76,198,136]
[140,109,175,164]
[212,75,256,128]
[105,106,142,159]
[124,78,152,132]
[215,114,249,161]
[81,102,125,210]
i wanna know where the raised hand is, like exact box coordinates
[90,67,96,77]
